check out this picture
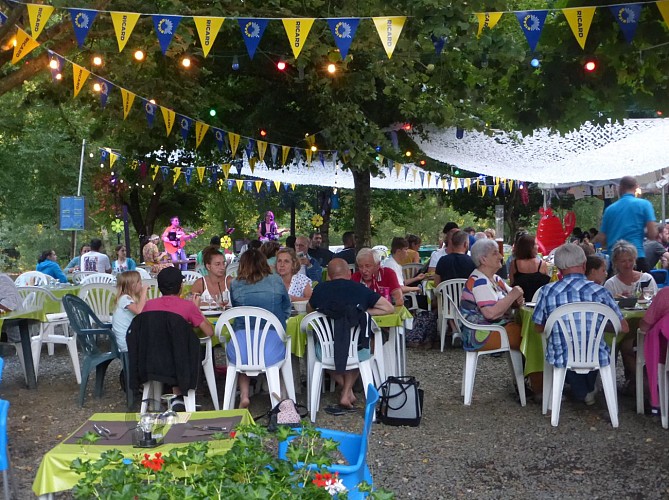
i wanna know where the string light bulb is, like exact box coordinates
[277,61,286,71]
[310,145,318,152]
[92,55,103,66]
[49,59,59,69]
[181,57,191,68]
[93,82,101,92]
[327,63,336,74]
[232,55,239,71]
[134,50,145,61]
[55,73,62,80]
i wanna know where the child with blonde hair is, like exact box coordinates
[111,271,148,352]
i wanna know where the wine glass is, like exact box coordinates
[160,393,178,422]
[643,288,654,302]
[216,291,229,309]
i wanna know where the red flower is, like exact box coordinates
[229,431,236,438]
[141,452,164,472]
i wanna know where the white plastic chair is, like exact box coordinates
[78,284,117,323]
[372,245,389,260]
[14,272,51,287]
[135,267,152,280]
[300,312,376,422]
[214,306,295,410]
[531,286,545,303]
[436,279,467,351]
[144,278,161,299]
[16,287,80,384]
[200,336,219,410]
[401,263,423,283]
[541,302,621,428]
[658,347,669,428]
[72,271,96,284]
[181,270,203,285]
[141,382,196,413]
[446,296,526,407]
[225,262,239,281]
[80,273,116,286]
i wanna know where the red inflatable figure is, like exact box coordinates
[535,207,576,256]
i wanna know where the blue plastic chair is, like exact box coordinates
[650,269,669,289]
[0,358,4,383]
[278,384,378,498]
[0,399,10,499]
[62,295,120,407]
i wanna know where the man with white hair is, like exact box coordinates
[295,236,323,282]
[352,248,402,306]
[532,244,629,405]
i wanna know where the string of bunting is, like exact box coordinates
[476,1,669,51]
[99,147,526,196]
[3,1,406,59]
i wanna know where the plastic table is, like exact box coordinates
[33,409,253,498]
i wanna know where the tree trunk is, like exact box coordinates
[352,169,371,249]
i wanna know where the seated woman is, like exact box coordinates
[509,234,550,302]
[640,287,669,415]
[260,241,281,270]
[275,248,312,301]
[111,245,137,275]
[604,240,658,298]
[605,240,658,391]
[36,250,68,283]
[229,248,291,408]
[142,234,172,274]
[64,244,90,273]
[190,247,231,307]
[585,254,607,285]
[460,239,524,352]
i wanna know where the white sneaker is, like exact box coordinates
[584,390,596,406]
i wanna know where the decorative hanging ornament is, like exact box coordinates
[311,214,324,228]
[111,219,124,234]
[221,235,232,249]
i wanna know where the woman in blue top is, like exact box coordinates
[229,247,291,408]
[64,244,90,273]
[111,245,137,275]
[36,250,68,283]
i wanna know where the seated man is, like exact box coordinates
[352,248,402,306]
[336,231,357,265]
[533,244,629,405]
[308,230,334,266]
[428,222,460,273]
[434,230,476,285]
[382,237,426,295]
[81,238,112,274]
[309,258,394,408]
[295,236,323,282]
[0,273,23,342]
[141,267,214,409]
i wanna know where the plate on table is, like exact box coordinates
[201,309,222,316]
[525,302,536,308]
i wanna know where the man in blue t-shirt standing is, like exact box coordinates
[595,176,657,272]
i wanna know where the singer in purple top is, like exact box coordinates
[257,211,286,242]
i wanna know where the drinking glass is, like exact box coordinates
[643,288,654,302]
[160,393,178,422]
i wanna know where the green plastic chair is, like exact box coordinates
[62,295,120,407]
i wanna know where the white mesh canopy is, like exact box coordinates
[413,118,669,184]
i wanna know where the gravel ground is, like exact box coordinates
[1,343,668,499]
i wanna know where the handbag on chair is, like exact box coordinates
[377,376,424,427]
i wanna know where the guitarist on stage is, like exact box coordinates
[161,216,203,270]
[257,211,287,242]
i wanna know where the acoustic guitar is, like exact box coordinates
[164,228,204,253]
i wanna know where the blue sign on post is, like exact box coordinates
[59,196,85,230]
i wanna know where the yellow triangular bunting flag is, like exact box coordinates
[222,163,231,179]
[481,185,486,196]
[394,163,401,178]
[110,152,118,168]
[475,12,503,37]
[161,107,176,136]
[152,165,159,180]
[282,146,291,165]
[193,17,225,57]
[236,180,244,192]
[658,1,669,27]
[441,178,447,190]
[228,133,240,157]
[562,7,596,50]
[373,17,406,59]
[72,64,90,98]
[196,166,205,183]
[305,148,313,166]
[173,167,181,185]
[110,12,141,52]
[412,169,417,183]
[120,88,135,119]
[282,19,315,58]
[249,157,257,173]
[254,180,262,193]
[12,28,40,64]
[494,183,499,196]
[509,180,514,192]
[195,122,209,149]
[465,178,471,192]
[274,180,281,192]
[427,172,432,186]
[27,4,54,40]
[217,179,224,191]
[257,140,268,162]
[378,154,384,167]
[291,183,296,191]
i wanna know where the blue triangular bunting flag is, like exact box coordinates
[609,4,642,44]
[419,171,425,186]
[327,18,360,59]
[153,15,183,54]
[0,11,7,26]
[184,167,193,185]
[97,78,111,108]
[404,166,409,180]
[431,34,446,55]
[160,166,170,181]
[270,144,279,163]
[177,115,192,142]
[69,9,98,47]
[144,100,158,128]
[227,179,233,191]
[238,18,269,60]
[212,128,225,152]
[515,10,548,52]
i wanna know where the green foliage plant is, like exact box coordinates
[70,423,393,500]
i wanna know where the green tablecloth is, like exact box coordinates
[44,285,80,313]
[32,409,253,497]
[518,306,646,376]
[0,307,46,331]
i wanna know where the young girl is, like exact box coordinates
[112,271,148,352]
